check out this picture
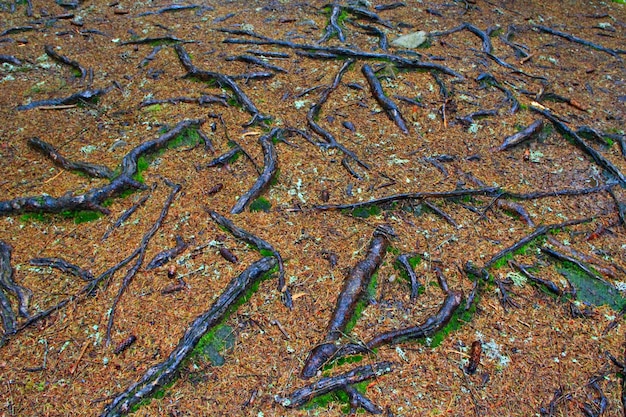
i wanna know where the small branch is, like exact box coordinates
[137,4,206,16]
[201,146,242,169]
[307,58,370,171]
[225,54,288,73]
[120,35,194,45]
[0,293,17,340]
[495,278,520,311]
[220,30,464,79]
[311,187,500,211]
[495,200,535,227]
[319,3,346,43]
[505,183,617,200]
[102,189,153,241]
[345,385,383,414]
[540,246,615,288]
[606,350,626,415]
[476,72,519,113]
[362,284,462,349]
[510,261,562,296]
[344,5,392,28]
[582,377,607,417]
[139,95,228,108]
[349,21,388,50]
[0,119,203,216]
[423,200,458,227]
[101,256,277,417]
[0,54,22,65]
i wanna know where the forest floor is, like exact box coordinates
[1,0,626,416]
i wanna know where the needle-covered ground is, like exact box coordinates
[0,0,625,416]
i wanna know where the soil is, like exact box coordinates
[1,0,626,416]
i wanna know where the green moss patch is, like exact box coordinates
[193,324,235,366]
[250,197,271,213]
[304,380,369,412]
[20,209,103,224]
[557,262,625,310]
[346,204,382,219]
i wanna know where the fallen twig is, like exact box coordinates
[0,54,22,65]
[102,189,153,241]
[495,278,520,311]
[101,256,277,417]
[476,72,519,113]
[432,22,493,53]
[540,246,615,288]
[423,200,458,227]
[606,350,626,415]
[120,35,193,45]
[139,95,228,108]
[311,187,500,212]
[225,54,288,73]
[483,218,593,269]
[332,275,462,358]
[510,261,562,296]
[137,4,207,16]
[220,29,464,79]
[319,3,345,43]
[581,377,607,417]
[495,199,535,226]
[307,58,370,172]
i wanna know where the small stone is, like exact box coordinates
[391,31,429,49]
